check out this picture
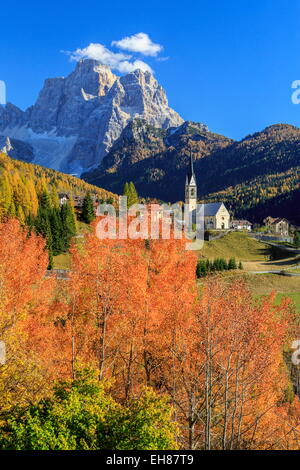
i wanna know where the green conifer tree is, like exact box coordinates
[49,208,64,255]
[81,192,96,224]
[61,202,77,251]
[123,182,139,207]
[196,259,207,278]
[228,257,237,270]
[128,182,139,207]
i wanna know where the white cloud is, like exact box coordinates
[66,42,153,74]
[117,60,153,74]
[112,33,163,57]
[69,43,130,68]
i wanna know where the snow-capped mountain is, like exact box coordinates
[0,59,183,174]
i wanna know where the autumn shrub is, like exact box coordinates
[0,370,178,450]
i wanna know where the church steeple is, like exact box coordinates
[185,150,197,212]
[187,149,195,184]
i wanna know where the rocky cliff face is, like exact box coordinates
[0,136,34,162]
[0,59,183,174]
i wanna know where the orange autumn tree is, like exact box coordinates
[63,221,198,400]
[141,236,198,389]
[59,218,300,449]
[1,211,299,449]
[0,219,56,410]
[65,231,148,393]
[150,277,298,449]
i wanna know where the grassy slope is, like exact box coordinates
[198,232,300,313]
[198,231,299,270]
[246,273,300,295]
[198,232,271,261]
[249,275,300,314]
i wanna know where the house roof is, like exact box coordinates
[203,202,226,216]
[266,217,289,225]
[231,220,252,225]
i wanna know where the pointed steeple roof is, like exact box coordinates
[186,150,196,186]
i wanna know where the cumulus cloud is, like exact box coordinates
[64,33,165,74]
[68,43,130,68]
[66,42,153,74]
[117,60,153,74]
[112,32,162,57]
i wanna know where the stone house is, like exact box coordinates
[263,216,290,236]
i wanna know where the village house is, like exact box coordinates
[58,193,99,215]
[78,194,100,213]
[263,216,290,236]
[58,193,70,205]
[230,219,252,231]
[73,195,85,208]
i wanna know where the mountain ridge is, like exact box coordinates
[82,122,300,223]
[0,59,184,174]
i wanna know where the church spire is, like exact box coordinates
[186,149,196,184]
[188,150,195,180]
[185,148,197,212]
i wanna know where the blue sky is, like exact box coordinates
[1,0,300,140]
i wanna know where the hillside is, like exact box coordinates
[198,232,300,313]
[82,119,233,200]
[198,124,300,194]
[83,122,300,223]
[202,167,300,224]
[0,151,117,221]
[198,232,271,262]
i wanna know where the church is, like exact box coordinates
[185,153,230,230]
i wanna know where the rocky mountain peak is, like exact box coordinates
[72,59,117,97]
[119,69,168,111]
[0,59,186,174]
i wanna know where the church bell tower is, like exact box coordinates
[185,150,197,213]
